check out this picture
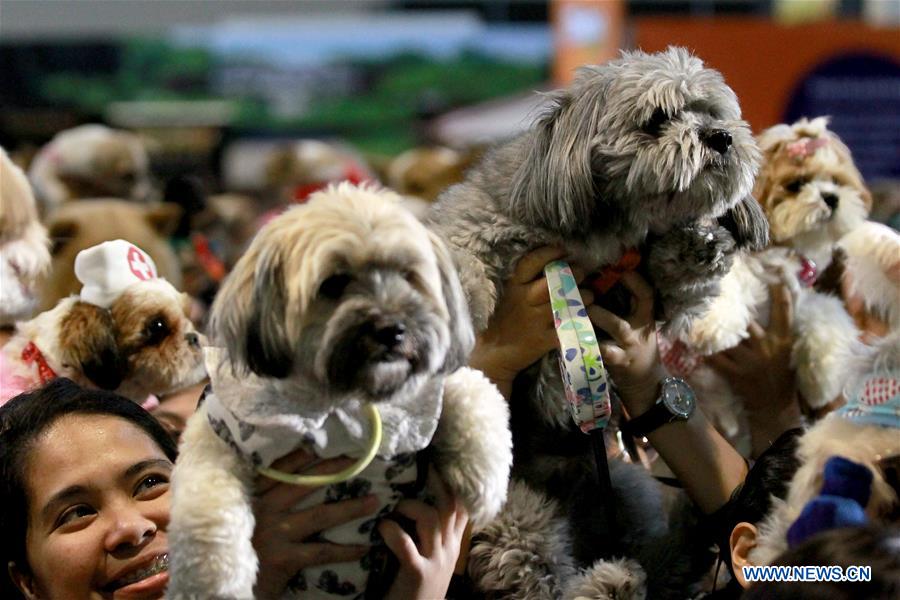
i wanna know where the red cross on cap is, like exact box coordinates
[127,246,156,280]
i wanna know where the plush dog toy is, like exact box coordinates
[427,46,765,599]
[0,240,205,406]
[0,147,50,327]
[28,124,153,213]
[169,184,512,599]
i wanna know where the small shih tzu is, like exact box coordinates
[428,47,765,598]
[168,184,512,599]
[28,124,153,213]
[676,118,870,449]
[0,240,205,407]
[0,147,50,326]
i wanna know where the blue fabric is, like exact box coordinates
[786,455,872,548]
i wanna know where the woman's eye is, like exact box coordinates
[135,474,169,497]
[642,107,669,137]
[58,504,95,527]
[785,179,806,194]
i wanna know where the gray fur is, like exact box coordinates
[427,47,755,596]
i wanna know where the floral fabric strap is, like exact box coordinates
[545,260,611,433]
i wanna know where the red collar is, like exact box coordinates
[586,248,643,295]
[21,342,58,384]
[797,256,818,287]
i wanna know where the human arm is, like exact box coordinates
[379,468,470,600]
[252,449,379,599]
[588,272,748,514]
[707,284,803,458]
[468,246,593,400]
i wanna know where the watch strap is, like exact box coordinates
[622,401,674,438]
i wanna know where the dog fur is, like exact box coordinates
[427,47,761,598]
[385,146,481,202]
[750,330,900,567]
[28,124,153,213]
[39,199,183,312]
[0,147,50,326]
[840,221,900,332]
[676,118,869,447]
[0,278,205,405]
[168,184,512,598]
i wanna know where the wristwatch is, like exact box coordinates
[621,376,696,438]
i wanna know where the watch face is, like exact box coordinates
[661,377,695,419]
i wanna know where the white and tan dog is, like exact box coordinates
[0,147,50,326]
[169,184,511,599]
[0,240,205,406]
[28,124,153,213]
[675,118,870,449]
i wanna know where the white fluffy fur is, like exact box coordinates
[431,366,513,525]
[840,221,900,331]
[1,297,85,386]
[0,148,50,325]
[169,402,260,597]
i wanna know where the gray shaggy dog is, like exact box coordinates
[427,47,768,599]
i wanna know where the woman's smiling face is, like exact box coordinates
[13,414,172,600]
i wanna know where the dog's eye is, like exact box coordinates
[143,317,170,346]
[642,108,669,137]
[784,178,807,194]
[319,274,352,299]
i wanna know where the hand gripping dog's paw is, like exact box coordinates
[648,222,737,324]
[430,367,512,526]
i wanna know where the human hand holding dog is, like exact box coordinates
[708,283,802,457]
[588,271,748,513]
[252,449,379,599]
[380,467,469,600]
[587,271,668,415]
[469,246,594,400]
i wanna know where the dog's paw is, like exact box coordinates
[649,223,736,285]
[431,368,512,525]
[564,558,647,600]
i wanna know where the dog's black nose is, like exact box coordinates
[185,332,200,348]
[702,129,732,155]
[372,323,406,350]
[822,192,839,211]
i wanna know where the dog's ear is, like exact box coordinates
[212,245,294,378]
[47,218,79,256]
[245,256,294,378]
[58,300,127,390]
[144,202,183,237]
[429,231,475,373]
[718,195,769,251]
[509,84,601,236]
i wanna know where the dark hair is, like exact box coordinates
[741,525,900,599]
[0,378,177,598]
[710,428,803,595]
